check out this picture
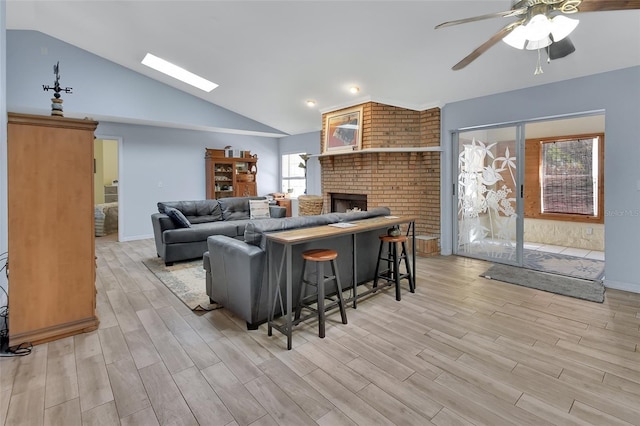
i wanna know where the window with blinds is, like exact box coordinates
[540,137,599,216]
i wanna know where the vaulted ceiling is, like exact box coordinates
[7,1,640,135]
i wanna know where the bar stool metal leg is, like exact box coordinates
[330,258,348,325]
[294,259,308,321]
[316,260,326,338]
[373,242,384,288]
[401,241,415,293]
[392,241,401,301]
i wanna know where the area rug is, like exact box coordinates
[473,248,606,281]
[522,250,605,281]
[481,263,605,303]
[142,257,222,311]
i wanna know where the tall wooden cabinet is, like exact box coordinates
[8,113,100,346]
[205,149,258,199]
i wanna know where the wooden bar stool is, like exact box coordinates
[294,249,348,338]
[373,235,415,301]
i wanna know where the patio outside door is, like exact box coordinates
[454,125,523,265]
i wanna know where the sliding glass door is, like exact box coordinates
[454,125,523,265]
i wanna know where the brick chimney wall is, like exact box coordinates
[320,102,441,255]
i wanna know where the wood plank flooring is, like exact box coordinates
[2,236,640,425]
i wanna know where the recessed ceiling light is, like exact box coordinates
[141,53,218,92]
[349,86,360,94]
[306,100,317,107]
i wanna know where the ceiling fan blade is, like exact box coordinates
[546,37,576,60]
[576,0,640,12]
[452,22,521,70]
[435,8,527,29]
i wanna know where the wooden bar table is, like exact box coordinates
[265,215,416,349]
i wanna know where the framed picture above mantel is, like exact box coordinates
[324,105,363,154]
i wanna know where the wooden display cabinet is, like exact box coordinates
[205,149,258,198]
[8,113,100,345]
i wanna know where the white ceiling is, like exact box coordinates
[6,1,640,136]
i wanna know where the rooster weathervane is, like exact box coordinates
[43,61,72,116]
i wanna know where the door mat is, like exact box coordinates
[481,263,605,303]
[142,257,223,311]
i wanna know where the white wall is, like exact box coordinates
[442,66,640,293]
[96,122,280,240]
[278,131,322,196]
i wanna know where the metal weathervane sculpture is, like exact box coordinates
[43,61,73,116]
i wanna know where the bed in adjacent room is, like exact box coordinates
[95,202,118,236]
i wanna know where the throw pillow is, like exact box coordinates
[165,206,191,228]
[249,199,271,220]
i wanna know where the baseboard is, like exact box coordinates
[119,233,153,242]
[603,279,640,294]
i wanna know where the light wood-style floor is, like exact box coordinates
[2,237,640,426]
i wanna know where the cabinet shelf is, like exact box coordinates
[206,148,258,199]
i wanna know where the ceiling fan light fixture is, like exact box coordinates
[525,13,552,40]
[503,13,577,51]
[503,25,528,49]
[525,36,553,50]
[550,15,579,42]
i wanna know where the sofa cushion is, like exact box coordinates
[158,200,222,220]
[219,196,264,221]
[249,199,271,219]
[187,215,222,224]
[196,201,222,218]
[163,222,237,244]
[231,219,252,237]
[165,207,191,228]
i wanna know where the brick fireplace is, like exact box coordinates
[319,102,441,256]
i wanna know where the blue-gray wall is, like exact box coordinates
[0,0,7,304]
[441,66,640,293]
[5,30,284,240]
[278,131,322,196]
[7,30,284,136]
[96,122,280,240]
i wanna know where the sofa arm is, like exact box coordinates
[206,235,267,325]
[269,205,287,218]
[151,213,177,257]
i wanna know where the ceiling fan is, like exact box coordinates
[436,0,640,71]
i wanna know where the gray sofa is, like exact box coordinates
[203,207,392,329]
[151,197,286,265]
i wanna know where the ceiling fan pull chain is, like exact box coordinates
[547,47,551,64]
[534,48,544,75]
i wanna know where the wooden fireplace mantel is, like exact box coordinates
[310,146,443,158]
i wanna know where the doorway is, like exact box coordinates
[453,113,605,280]
[94,138,119,240]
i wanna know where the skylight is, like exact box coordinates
[141,53,218,92]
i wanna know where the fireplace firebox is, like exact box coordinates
[330,193,367,213]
